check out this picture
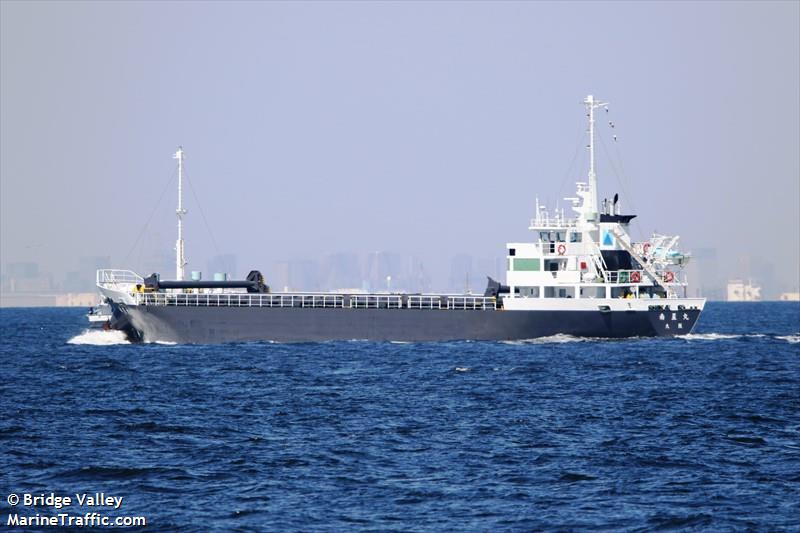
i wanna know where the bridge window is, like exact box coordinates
[508,248,516,256]
[570,232,583,243]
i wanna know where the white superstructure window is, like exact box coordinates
[544,286,575,298]
[518,286,540,298]
[580,286,606,299]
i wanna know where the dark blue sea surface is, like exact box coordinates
[1,302,798,531]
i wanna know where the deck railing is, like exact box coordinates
[137,292,346,308]
[349,295,403,309]
[604,270,680,284]
[447,296,497,310]
[407,295,443,309]
[529,217,579,229]
[605,270,645,284]
[97,269,144,286]
[134,292,497,310]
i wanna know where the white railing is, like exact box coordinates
[603,269,682,285]
[134,292,497,310]
[605,270,645,284]
[97,269,143,285]
[529,217,578,229]
[407,295,443,309]
[137,292,345,308]
[281,294,344,308]
[447,296,496,310]
[349,295,403,309]
[534,241,608,256]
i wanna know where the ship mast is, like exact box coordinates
[584,94,607,218]
[174,147,187,281]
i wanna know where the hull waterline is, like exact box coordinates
[113,303,702,344]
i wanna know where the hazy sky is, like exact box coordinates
[2,1,798,289]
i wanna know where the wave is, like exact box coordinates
[680,333,741,341]
[504,332,792,344]
[64,331,799,346]
[682,333,798,343]
[502,334,595,345]
[67,330,130,345]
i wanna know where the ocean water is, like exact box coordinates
[1,302,798,531]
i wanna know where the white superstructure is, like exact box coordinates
[500,95,703,317]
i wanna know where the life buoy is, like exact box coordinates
[557,244,566,255]
[664,271,674,283]
[630,271,641,283]
[643,243,651,255]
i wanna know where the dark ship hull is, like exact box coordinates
[110,303,701,344]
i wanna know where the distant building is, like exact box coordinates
[746,256,780,300]
[779,292,800,301]
[1,293,56,307]
[686,248,723,299]
[55,293,99,307]
[273,259,320,292]
[60,256,111,293]
[5,262,39,278]
[1,262,52,293]
[727,280,762,301]
[138,250,173,279]
[407,257,431,293]
[1,292,100,307]
[322,252,361,290]
[475,256,503,291]
[62,271,87,293]
[365,251,403,292]
[448,254,473,293]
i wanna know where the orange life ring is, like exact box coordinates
[664,271,674,283]
[557,244,566,255]
[630,271,641,283]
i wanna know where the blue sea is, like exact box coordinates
[1,302,798,531]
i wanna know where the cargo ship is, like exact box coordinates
[96,95,705,343]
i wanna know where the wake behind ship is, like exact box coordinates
[96,95,705,343]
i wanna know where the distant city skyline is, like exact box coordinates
[2,245,796,305]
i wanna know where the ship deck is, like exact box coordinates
[134,292,498,311]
